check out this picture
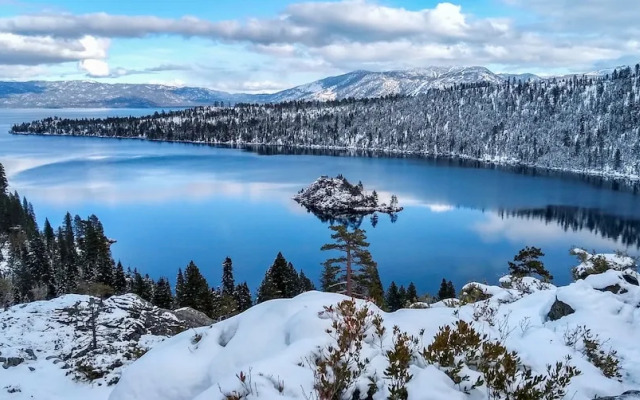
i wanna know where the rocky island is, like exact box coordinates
[293,175,403,223]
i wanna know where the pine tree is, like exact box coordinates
[175,268,185,307]
[406,282,418,305]
[256,253,300,303]
[0,162,7,194]
[43,218,55,253]
[320,225,383,305]
[438,279,456,300]
[222,257,235,297]
[398,285,407,308]
[446,281,456,299]
[508,246,552,281]
[152,277,173,309]
[233,282,252,312]
[113,261,127,294]
[386,281,402,312]
[298,270,316,292]
[182,261,214,316]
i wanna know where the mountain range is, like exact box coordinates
[0,65,614,108]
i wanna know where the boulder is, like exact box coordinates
[2,357,24,369]
[547,298,575,321]
[597,284,628,295]
[597,391,640,400]
[622,274,639,286]
[173,307,214,328]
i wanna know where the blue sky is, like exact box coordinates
[0,0,637,91]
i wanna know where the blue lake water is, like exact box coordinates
[1,108,638,295]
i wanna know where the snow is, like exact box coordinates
[293,176,403,216]
[4,252,639,399]
[111,257,640,400]
[0,294,196,400]
[571,248,636,279]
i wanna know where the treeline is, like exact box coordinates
[11,66,640,179]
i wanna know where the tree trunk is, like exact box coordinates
[346,245,352,297]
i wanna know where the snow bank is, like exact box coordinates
[0,294,206,400]
[111,268,640,400]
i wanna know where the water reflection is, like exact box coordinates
[500,206,640,248]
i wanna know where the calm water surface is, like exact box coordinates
[1,108,638,294]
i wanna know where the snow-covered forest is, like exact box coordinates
[12,66,640,180]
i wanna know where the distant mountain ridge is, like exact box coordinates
[0,64,630,108]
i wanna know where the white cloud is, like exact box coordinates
[78,58,109,77]
[0,33,108,65]
[0,1,637,82]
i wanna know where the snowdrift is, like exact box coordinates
[111,267,640,400]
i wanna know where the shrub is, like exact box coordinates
[384,326,416,400]
[581,329,622,380]
[459,284,491,304]
[421,320,580,399]
[313,299,375,400]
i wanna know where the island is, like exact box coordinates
[293,175,403,225]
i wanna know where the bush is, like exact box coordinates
[384,326,416,400]
[421,320,580,399]
[581,329,622,380]
[313,299,376,400]
[459,284,491,304]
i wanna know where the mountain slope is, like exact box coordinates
[14,70,640,180]
[0,81,260,108]
[0,66,530,108]
[268,66,506,102]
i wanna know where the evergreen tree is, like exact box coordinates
[406,282,418,304]
[398,285,407,308]
[222,257,235,297]
[113,261,127,294]
[43,218,55,253]
[298,270,316,292]
[233,282,252,312]
[175,268,185,307]
[182,261,214,316]
[256,253,300,303]
[152,277,173,309]
[386,281,402,312]
[438,279,456,300]
[508,246,553,281]
[446,281,456,299]
[320,225,383,306]
[0,162,7,194]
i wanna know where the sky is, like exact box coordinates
[0,0,638,92]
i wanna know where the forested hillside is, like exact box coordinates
[12,66,640,179]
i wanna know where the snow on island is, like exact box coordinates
[293,175,403,220]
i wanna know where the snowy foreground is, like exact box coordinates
[0,294,211,400]
[3,252,640,400]
[111,255,640,400]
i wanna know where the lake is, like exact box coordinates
[1,108,639,295]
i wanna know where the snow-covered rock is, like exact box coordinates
[571,248,637,280]
[0,294,211,400]
[111,267,640,400]
[293,175,402,221]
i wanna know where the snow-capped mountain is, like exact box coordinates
[0,66,529,108]
[0,80,261,109]
[268,66,507,102]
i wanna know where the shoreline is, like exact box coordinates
[10,130,640,188]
